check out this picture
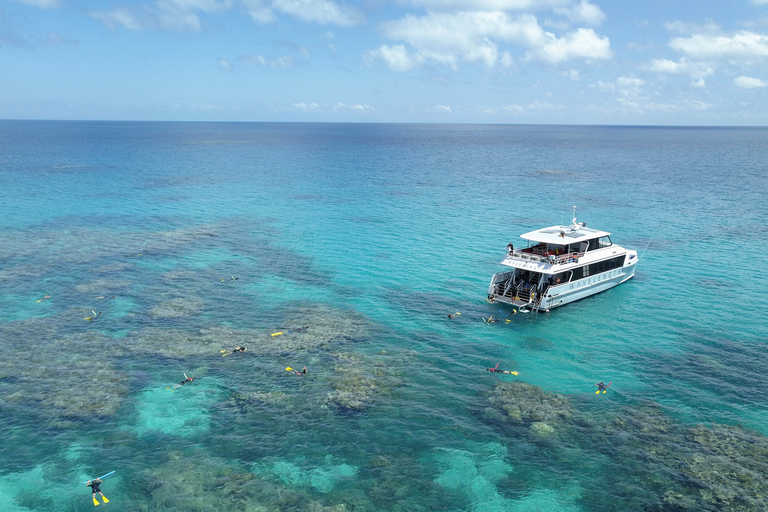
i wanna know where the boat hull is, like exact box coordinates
[489,261,636,312]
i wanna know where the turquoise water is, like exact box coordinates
[1,121,767,511]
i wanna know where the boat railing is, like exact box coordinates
[507,249,584,265]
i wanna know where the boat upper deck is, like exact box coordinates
[520,224,610,245]
[502,221,621,271]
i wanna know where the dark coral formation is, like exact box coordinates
[481,383,768,512]
[325,352,404,412]
[593,404,768,512]
[129,451,352,512]
[483,381,571,436]
[0,326,130,419]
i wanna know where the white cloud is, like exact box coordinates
[240,0,277,23]
[734,75,767,88]
[591,77,644,97]
[271,0,363,26]
[753,0,768,5]
[369,11,611,71]
[644,58,714,80]
[335,103,375,112]
[616,76,643,96]
[553,0,605,26]
[90,0,361,30]
[670,31,768,61]
[592,80,614,93]
[88,0,231,31]
[240,54,296,67]
[364,45,416,71]
[432,105,452,113]
[294,102,321,111]
[665,20,721,35]
[403,0,571,12]
[485,101,563,115]
[531,27,611,64]
[218,58,232,70]
[11,0,59,7]
[89,7,145,31]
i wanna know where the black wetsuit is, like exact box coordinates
[88,480,102,493]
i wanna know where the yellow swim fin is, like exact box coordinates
[93,497,100,506]
[102,496,109,503]
[285,367,293,371]
[602,390,606,394]
[85,317,93,321]
[595,390,600,394]
[271,332,283,337]
[510,371,518,375]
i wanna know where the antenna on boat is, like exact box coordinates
[570,206,578,230]
[639,226,660,261]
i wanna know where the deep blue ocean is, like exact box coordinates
[1,121,767,511]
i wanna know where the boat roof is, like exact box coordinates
[520,224,611,245]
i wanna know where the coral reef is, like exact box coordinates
[0,326,130,420]
[131,451,354,512]
[594,404,768,511]
[252,456,358,494]
[75,278,132,294]
[148,297,205,318]
[324,352,403,412]
[483,381,571,436]
[481,383,768,512]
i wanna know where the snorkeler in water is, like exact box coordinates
[86,477,109,506]
[486,363,518,375]
[596,381,610,394]
[171,373,194,391]
[222,346,247,357]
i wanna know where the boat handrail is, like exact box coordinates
[507,249,584,265]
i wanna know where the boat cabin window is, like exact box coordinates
[587,238,599,251]
[571,256,626,280]
[598,236,612,248]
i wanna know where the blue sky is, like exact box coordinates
[2,0,768,124]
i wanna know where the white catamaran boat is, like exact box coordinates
[488,208,637,312]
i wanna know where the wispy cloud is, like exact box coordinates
[90,0,360,31]
[240,54,296,67]
[734,75,767,88]
[294,102,321,111]
[335,102,375,112]
[10,0,60,8]
[241,0,363,26]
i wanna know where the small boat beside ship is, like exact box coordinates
[488,208,637,312]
